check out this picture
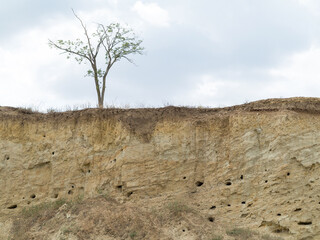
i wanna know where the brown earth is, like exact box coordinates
[1,97,320,240]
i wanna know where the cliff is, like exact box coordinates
[1,97,320,240]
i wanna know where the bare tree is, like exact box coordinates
[49,10,144,108]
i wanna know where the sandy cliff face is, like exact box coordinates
[1,98,320,239]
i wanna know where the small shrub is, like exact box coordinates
[61,224,79,236]
[54,199,68,208]
[226,228,253,239]
[97,188,109,200]
[21,203,49,218]
[21,199,68,218]
[129,231,137,239]
[167,201,191,216]
[47,108,57,113]
[61,227,72,235]
[74,194,84,203]
[211,235,223,240]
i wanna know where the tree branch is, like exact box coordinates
[72,9,95,61]
[98,24,113,62]
[48,40,91,62]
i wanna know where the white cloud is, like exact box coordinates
[296,0,320,15]
[195,75,225,97]
[172,74,242,107]
[132,1,170,27]
[0,15,96,110]
[269,45,320,83]
[268,45,320,96]
[0,29,52,108]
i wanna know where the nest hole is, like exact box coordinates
[68,190,73,195]
[30,194,36,199]
[240,175,243,180]
[195,181,204,187]
[298,221,312,225]
[277,213,281,216]
[287,172,290,176]
[127,191,133,197]
[210,205,216,209]
[8,204,17,209]
[225,181,232,186]
[208,217,214,222]
[241,201,246,204]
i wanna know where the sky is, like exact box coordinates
[1,0,320,111]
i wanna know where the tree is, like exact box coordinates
[49,10,144,108]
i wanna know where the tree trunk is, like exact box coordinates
[98,99,103,108]
[93,70,103,108]
[101,75,108,108]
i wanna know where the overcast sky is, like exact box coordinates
[1,0,320,111]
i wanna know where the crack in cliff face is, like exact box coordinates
[27,161,51,169]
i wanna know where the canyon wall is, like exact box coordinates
[1,98,320,239]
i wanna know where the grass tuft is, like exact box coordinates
[211,235,223,240]
[226,228,254,239]
[167,201,191,216]
[21,199,67,218]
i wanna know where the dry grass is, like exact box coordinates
[210,235,224,240]
[21,198,68,218]
[226,228,255,239]
[166,200,192,216]
[8,196,287,240]
[226,228,285,240]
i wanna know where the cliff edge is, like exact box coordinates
[1,97,320,240]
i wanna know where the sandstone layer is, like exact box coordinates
[1,97,320,239]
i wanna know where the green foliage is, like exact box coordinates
[49,10,144,107]
[129,231,137,239]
